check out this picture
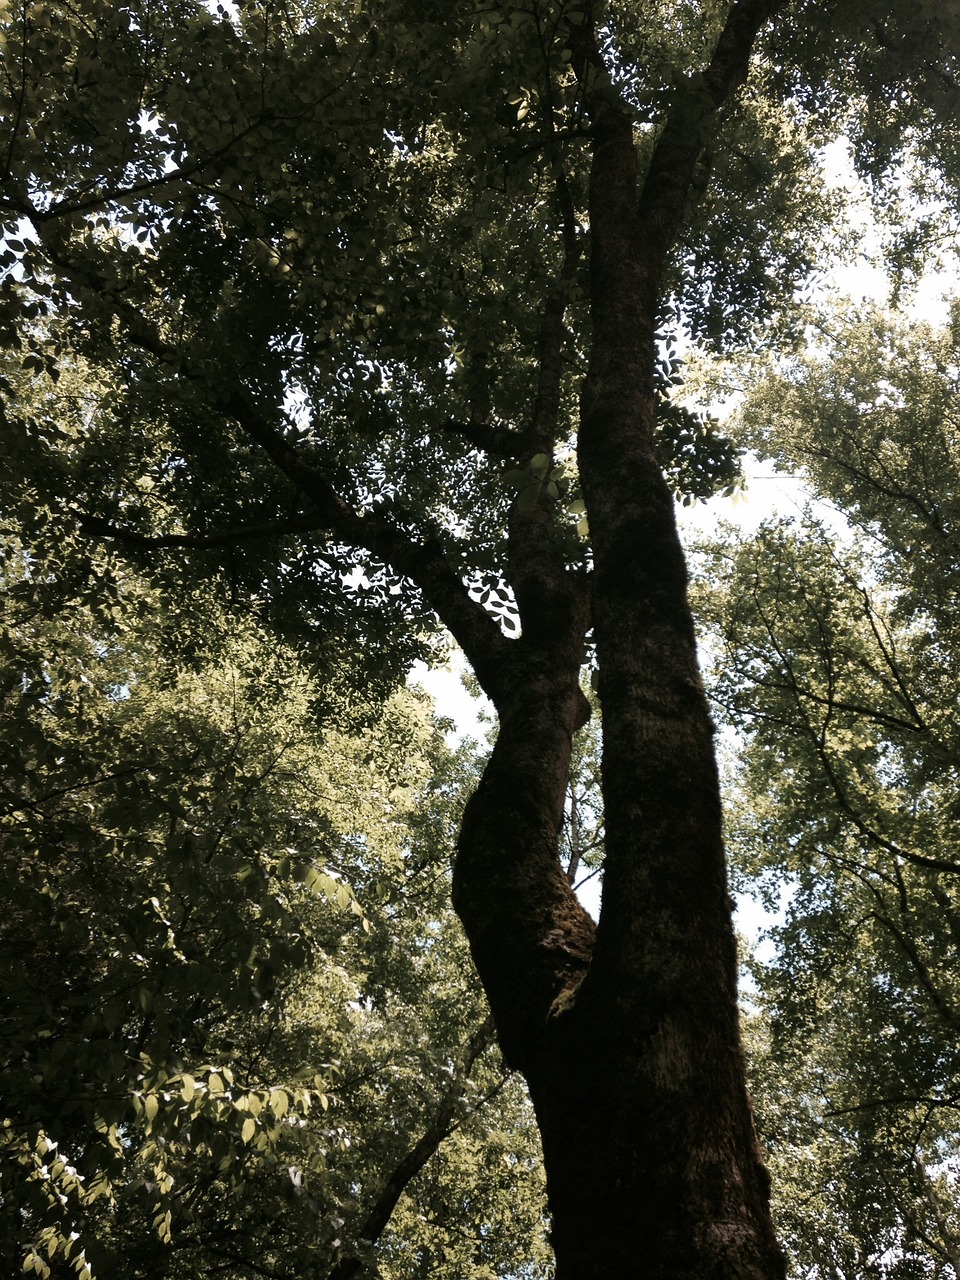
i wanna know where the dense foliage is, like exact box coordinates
[0,494,551,1278]
[2,1,960,1278]
[700,304,960,1279]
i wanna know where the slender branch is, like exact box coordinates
[910,1154,960,1275]
[814,533,934,736]
[75,510,334,551]
[751,675,929,738]
[3,764,149,815]
[801,443,951,545]
[870,907,960,1028]
[807,705,960,876]
[825,1093,960,1118]
[187,1240,288,1280]
[746,582,960,877]
[5,98,272,223]
[565,782,582,885]
[323,1018,498,1280]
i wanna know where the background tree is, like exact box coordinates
[2,2,959,1277]
[1,351,549,1279]
[699,304,960,1279]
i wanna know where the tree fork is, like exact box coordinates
[458,3,790,1276]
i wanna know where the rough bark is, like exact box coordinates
[453,4,787,1278]
[453,578,597,1075]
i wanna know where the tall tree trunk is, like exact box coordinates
[454,3,787,1277]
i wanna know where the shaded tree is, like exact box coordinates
[2,2,958,1277]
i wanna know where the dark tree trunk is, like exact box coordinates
[452,3,787,1278]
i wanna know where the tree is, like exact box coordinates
[1,2,957,1276]
[699,304,960,1278]
[0,512,551,1279]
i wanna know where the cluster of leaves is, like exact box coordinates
[697,305,960,1279]
[762,0,960,290]
[1,0,583,578]
[653,337,740,502]
[0,0,833,621]
[767,1,960,185]
[0,493,549,1275]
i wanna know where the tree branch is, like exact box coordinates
[441,417,522,458]
[636,0,788,269]
[74,510,334,551]
[31,227,518,707]
[792,677,960,877]
[825,1093,960,1118]
[324,1018,498,1280]
[869,907,960,1029]
[212,389,517,706]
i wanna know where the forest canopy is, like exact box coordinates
[1,2,959,1279]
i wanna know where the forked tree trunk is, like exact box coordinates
[453,641,783,1280]
[453,3,787,1277]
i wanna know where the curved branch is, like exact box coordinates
[324,1018,498,1280]
[214,390,517,706]
[780,661,960,878]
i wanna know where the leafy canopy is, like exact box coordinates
[698,303,960,1280]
